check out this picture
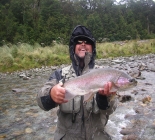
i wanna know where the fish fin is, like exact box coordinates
[84,92,95,102]
[65,89,75,101]
[109,82,119,92]
[83,89,97,102]
[65,87,85,100]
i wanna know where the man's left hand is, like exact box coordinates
[98,82,116,96]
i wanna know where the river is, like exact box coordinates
[0,54,155,140]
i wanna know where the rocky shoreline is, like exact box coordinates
[1,53,155,78]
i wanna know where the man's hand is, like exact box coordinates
[98,82,116,96]
[50,82,68,104]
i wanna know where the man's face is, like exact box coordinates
[75,38,93,58]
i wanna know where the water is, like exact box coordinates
[106,71,155,140]
[0,69,155,140]
[0,72,57,140]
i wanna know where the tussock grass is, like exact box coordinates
[0,39,155,72]
[96,39,155,59]
[0,43,70,72]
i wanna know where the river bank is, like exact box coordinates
[0,54,155,140]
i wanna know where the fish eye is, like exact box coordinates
[129,79,136,83]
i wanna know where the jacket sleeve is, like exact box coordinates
[36,69,62,111]
[96,93,118,115]
[96,93,109,110]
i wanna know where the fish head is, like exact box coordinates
[112,72,137,91]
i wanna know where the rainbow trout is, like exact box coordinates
[63,68,137,101]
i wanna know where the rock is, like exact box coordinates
[147,63,155,72]
[145,82,152,85]
[19,73,26,78]
[128,69,141,78]
[25,128,33,134]
[23,76,31,80]
[136,76,145,80]
[138,63,146,71]
[27,73,32,77]
[12,88,26,93]
[129,57,135,62]
[147,124,155,129]
[131,90,138,95]
[25,112,38,117]
[0,135,6,138]
[120,128,134,135]
[48,125,56,133]
[142,96,151,104]
[122,134,138,140]
[119,95,133,103]
[12,130,24,136]
[112,59,124,64]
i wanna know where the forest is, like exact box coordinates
[0,0,155,46]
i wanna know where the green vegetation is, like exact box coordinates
[0,39,155,73]
[0,43,70,72]
[1,0,155,73]
[0,0,155,45]
[96,39,155,58]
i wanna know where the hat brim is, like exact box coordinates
[73,35,94,43]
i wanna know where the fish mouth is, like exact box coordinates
[129,78,137,86]
[125,78,138,89]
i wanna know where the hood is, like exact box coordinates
[69,25,96,74]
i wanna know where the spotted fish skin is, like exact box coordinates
[63,68,137,101]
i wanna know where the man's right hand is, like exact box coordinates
[50,82,68,104]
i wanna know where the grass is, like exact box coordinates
[0,39,155,73]
[96,39,155,58]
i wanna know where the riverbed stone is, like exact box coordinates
[25,128,33,133]
[12,88,27,93]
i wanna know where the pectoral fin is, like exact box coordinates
[83,89,98,102]
[84,92,95,102]
[109,82,119,92]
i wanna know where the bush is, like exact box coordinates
[0,54,14,68]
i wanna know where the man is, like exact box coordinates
[36,25,117,140]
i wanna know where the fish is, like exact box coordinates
[63,68,137,102]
